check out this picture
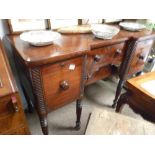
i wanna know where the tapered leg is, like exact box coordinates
[39,115,48,135]
[112,79,124,108]
[116,93,127,113]
[75,98,82,130]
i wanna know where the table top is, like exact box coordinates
[7,27,155,67]
[127,71,155,101]
[0,40,17,97]
[85,108,155,135]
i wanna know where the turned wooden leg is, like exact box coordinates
[39,115,48,135]
[75,98,82,130]
[116,93,128,113]
[112,79,124,108]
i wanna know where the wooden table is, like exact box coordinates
[5,27,155,134]
[116,71,155,123]
[0,40,30,135]
[85,108,155,135]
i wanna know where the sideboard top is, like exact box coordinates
[8,27,155,67]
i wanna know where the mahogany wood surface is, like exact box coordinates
[6,27,155,134]
[0,40,30,135]
[8,28,155,67]
[116,71,155,122]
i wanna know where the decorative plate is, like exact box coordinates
[119,22,146,31]
[20,30,61,46]
[91,24,120,39]
[57,25,91,34]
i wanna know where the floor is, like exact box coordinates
[26,78,144,135]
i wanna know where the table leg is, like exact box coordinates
[39,114,48,135]
[75,98,82,130]
[112,79,124,108]
[116,93,127,112]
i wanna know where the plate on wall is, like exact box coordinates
[20,30,61,46]
[119,22,146,31]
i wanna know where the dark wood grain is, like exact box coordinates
[116,71,155,123]
[0,40,30,135]
[8,28,155,67]
[6,28,155,134]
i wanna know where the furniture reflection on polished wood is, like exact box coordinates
[6,27,155,134]
[85,108,155,135]
[0,40,30,135]
[116,71,155,123]
[112,36,155,108]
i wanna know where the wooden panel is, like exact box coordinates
[0,42,16,97]
[128,39,154,75]
[86,43,125,84]
[86,66,112,85]
[2,126,30,135]
[8,29,155,67]
[41,57,83,111]
[0,40,30,135]
[0,93,30,134]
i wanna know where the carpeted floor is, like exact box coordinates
[26,79,144,135]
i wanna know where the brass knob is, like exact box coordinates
[139,55,144,60]
[94,55,101,62]
[60,81,69,90]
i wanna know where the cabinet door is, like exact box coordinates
[128,39,154,75]
[41,56,84,112]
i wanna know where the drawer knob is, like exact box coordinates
[116,49,122,54]
[94,55,101,62]
[60,81,69,90]
[139,55,144,60]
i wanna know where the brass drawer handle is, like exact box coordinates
[60,81,69,90]
[94,55,101,62]
[11,96,19,113]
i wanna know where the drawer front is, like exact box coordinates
[86,42,125,83]
[0,95,20,117]
[41,57,84,111]
[128,40,154,75]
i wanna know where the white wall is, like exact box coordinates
[0,19,10,39]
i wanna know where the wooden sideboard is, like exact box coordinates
[5,27,155,134]
[0,40,30,135]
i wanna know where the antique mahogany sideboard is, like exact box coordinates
[6,27,155,135]
[0,40,30,135]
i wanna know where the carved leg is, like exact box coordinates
[75,98,82,130]
[112,79,124,108]
[39,115,48,135]
[116,93,128,113]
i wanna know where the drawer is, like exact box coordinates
[41,56,84,111]
[86,42,125,82]
[88,42,125,68]
[128,39,154,75]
